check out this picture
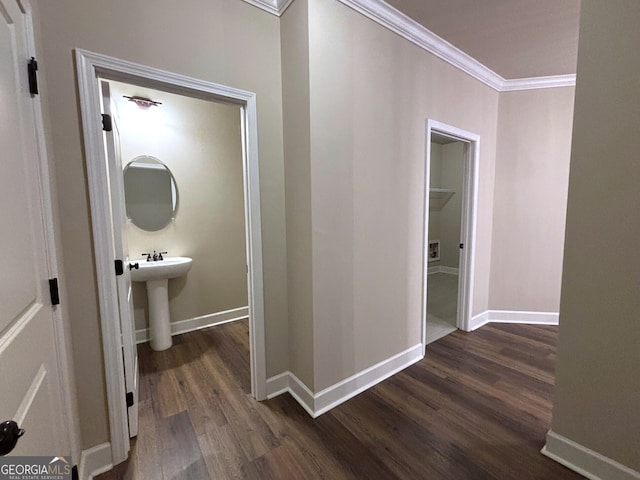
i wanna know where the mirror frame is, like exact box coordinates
[123,155,179,231]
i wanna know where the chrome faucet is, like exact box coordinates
[141,251,168,261]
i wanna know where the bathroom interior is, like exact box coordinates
[426,133,465,344]
[109,78,251,384]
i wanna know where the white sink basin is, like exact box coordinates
[129,256,192,351]
[131,256,192,282]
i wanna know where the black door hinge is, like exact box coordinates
[49,278,60,306]
[71,465,79,480]
[27,57,38,95]
[115,259,124,276]
[126,392,134,408]
[459,243,464,249]
[102,113,112,132]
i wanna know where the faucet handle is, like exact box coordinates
[158,251,168,261]
[141,253,152,262]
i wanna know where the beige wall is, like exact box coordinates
[440,142,464,269]
[109,82,248,332]
[281,0,313,387]
[31,0,286,450]
[490,87,574,312]
[551,0,640,471]
[307,0,499,391]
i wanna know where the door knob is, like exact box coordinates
[0,420,25,456]
[128,262,139,270]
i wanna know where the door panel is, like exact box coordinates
[101,81,139,438]
[0,3,37,333]
[0,0,67,456]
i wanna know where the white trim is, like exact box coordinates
[501,74,577,92]
[75,49,267,465]
[333,0,576,92]
[439,266,459,275]
[79,443,113,480]
[266,343,422,417]
[135,306,249,343]
[469,310,559,331]
[490,310,559,324]
[287,373,317,417]
[423,120,479,352]
[542,430,640,480]
[240,0,293,16]
[428,266,458,275]
[470,311,491,331]
[314,343,422,416]
[265,371,290,399]
[240,0,578,90]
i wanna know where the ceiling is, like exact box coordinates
[383,0,581,79]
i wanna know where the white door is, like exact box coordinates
[100,81,139,438]
[0,0,69,456]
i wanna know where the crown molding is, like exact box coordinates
[501,74,577,91]
[334,0,576,92]
[336,0,504,90]
[242,0,293,16]
[241,0,577,91]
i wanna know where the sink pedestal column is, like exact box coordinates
[147,278,172,351]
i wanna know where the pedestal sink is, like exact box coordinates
[131,257,192,351]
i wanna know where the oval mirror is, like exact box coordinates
[123,155,178,231]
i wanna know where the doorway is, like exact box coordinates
[422,120,479,352]
[76,50,266,464]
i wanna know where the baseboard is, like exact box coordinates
[470,311,491,331]
[287,373,316,417]
[136,306,249,344]
[542,430,640,480]
[439,266,459,275]
[266,371,289,399]
[79,442,112,480]
[470,310,559,331]
[266,343,423,418]
[428,266,458,275]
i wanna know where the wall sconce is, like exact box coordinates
[124,95,162,108]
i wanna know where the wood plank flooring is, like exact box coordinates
[97,321,583,480]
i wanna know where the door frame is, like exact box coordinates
[422,119,480,353]
[75,49,267,464]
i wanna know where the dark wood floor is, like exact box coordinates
[97,321,583,480]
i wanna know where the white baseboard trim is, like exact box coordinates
[542,430,640,480]
[266,371,289,398]
[439,266,459,275]
[266,343,423,418]
[79,442,112,480]
[469,310,559,331]
[470,311,491,331]
[287,373,316,417]
[428,266,458,275]
[314,343,423,416]
[136,306,249,344]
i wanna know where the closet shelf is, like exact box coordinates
[429,188,455,211]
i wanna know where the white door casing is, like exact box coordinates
[100,81,139,438]
[0,0,72,457]
[75,49,266,464]
[422,119,480,354]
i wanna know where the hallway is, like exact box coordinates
[97,321,581,479]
